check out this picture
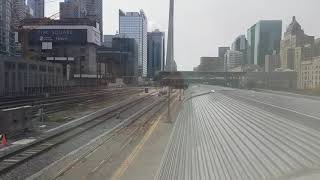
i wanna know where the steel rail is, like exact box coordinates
[0,94,151,175]
[0,89,138,109]
[39,90,141,115]
[52,93,179,180]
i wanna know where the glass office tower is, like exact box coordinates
[147,30,165,79]
[119,10,148,77]
[247,20,282,66]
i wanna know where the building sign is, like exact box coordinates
[42,42,52,50]
[29,29,87,45]
[87,26,101,46]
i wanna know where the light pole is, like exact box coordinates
[167,85,171,122]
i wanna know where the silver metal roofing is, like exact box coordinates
[156,87,320,180]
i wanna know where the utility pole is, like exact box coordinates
[79,56,83,88]
[105,63,107,86]
[224,56,228,87]
[96,62,98,87]
[167,86,171,122]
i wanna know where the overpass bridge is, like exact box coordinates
[159,71,247,88]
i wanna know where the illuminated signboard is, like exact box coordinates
[29,29,87,45]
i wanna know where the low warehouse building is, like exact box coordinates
[0,56,64,97]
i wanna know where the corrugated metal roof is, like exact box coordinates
[156,91,320,180]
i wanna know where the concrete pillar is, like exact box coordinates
[0,61,4,96]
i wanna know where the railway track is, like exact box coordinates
[40,92,179,180]
[0,91,94,108]
[0,88,137,110]
[0,88,142,121]
[37,89,141,115]
[0,93,157,176]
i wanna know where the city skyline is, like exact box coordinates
[45,0,320,71]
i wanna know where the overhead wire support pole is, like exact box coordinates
[167,85,171,123]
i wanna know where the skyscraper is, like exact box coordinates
[265,51,280,72]
[147,29,165,79]
[247,24,256,65]
[232,35,247,51]
[218,47,230,59]
[59,0,103,42]
[280,16,315,89]
[280,16,314,70]
[27,0,44,18]
[111,37,137,77]
[247,20,282,67]
[119,10,148,77]
[0,0,15,55]
[80,0,102,41]
[165,0,177,71]
[12,0,28,28]
[232,35,247,64]
[60,0,81,19]
[224,50,243,70]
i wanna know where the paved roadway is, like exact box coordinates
[156,85,320,180]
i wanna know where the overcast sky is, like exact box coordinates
[46,0,320,71]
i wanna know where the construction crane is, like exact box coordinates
[19,12,60,60]
[12,0,86,59]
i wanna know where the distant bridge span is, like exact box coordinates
[159,71,247,88]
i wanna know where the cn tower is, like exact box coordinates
[165,0,177,71]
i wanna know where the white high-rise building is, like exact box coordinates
[224,50,243,70]
[27,0,44,18]
[119,10,148,77]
